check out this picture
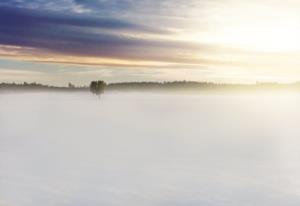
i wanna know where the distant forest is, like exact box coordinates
[2,81,300,92]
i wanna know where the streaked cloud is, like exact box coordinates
[0,5,225,66]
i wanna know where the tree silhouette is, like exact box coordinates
[90,80,106,96]
[68,82,75,88]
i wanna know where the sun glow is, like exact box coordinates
[174,21,300,55]
[179,2,300,53]
[218,23,300,52]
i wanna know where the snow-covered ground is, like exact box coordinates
[1,92,300,206]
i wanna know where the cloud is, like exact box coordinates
[0,6,164,33]
[0,5,231,66]
[74,0,132,12]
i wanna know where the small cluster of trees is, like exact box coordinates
[89,80,106,96]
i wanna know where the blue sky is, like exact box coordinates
[1,0,300,86]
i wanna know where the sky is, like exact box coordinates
[1,0,300,86]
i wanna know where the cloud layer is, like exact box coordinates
[0,4,225,66]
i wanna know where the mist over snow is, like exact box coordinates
[1,92,300,206]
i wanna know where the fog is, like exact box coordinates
[1,92,300,206]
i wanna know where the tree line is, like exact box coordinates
[2,81,300,94]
